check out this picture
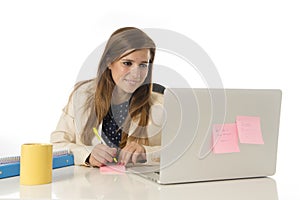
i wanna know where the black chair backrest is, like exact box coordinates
[152,83,165,94]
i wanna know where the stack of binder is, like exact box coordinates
[0,149,74,179]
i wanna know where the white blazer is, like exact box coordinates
[50,80,164,165]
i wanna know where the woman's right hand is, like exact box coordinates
[89,144,117,167]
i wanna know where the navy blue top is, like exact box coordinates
[101,101,129,148]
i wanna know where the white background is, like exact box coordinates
[0,0,299,198]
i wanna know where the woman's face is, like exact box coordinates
[109,48,150,95]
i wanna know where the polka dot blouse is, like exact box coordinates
[101,101,129,148]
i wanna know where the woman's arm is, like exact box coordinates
[142,92,164,165]
[50,95,93,166]
[143,134,161,165]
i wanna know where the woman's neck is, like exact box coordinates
[111,87,131,105]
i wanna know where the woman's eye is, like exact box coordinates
[140,63,148,68]
[123,61,132,66]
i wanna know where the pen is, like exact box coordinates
[93,127,118,163]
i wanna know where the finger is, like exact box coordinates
[131,144,142,164]
[118,145,130,164]
[118,149,125,165]
[89,155,105,167]
[132,145,146,164]
[131,151,140,164]
[91,151,110,164]
[122,146,135,165]
[92,148,111,163]
[137,153,147,163]
[92,146,116,163]
[118,149,124,164]
[105,147,118,158]
[119,141,138,164]
[141,152,146,160]
[97,144,117,158]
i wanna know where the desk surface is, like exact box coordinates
[0,166,279,199]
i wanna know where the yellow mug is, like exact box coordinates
[20,143,53,185]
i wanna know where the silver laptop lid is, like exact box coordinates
[159,88,282,184]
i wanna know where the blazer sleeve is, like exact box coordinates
[142,92,164,165]
[50,93,93,166]
[143,136,161,165]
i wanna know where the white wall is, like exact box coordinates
[0,0,299,198]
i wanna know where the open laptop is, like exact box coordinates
[127,88,282,185]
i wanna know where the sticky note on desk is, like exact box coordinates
[236,116,264,144]
[212,124,240,154]
[100,164,126,174]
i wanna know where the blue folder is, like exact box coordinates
[0,154,74,179]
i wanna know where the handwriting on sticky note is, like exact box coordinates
[99,164,126,174]
[212,124,240,154]
[236,116,264,144]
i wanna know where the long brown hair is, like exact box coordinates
[73,27,156,148]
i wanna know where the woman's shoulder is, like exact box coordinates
[149,91,165,127]
[74,79,96,95]
[150,91,164,105]
[71,79,96,106]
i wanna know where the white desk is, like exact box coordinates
[0,166,278,199]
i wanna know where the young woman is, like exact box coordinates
[51,27,163,167]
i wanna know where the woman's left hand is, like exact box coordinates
[118,141,146,165]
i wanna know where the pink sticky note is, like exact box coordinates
[236,116,264,144]
[212,123,240,154]
[99,164,126,174]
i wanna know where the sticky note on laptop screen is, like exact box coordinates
[236,116,264,144]
[212,124,240,154]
